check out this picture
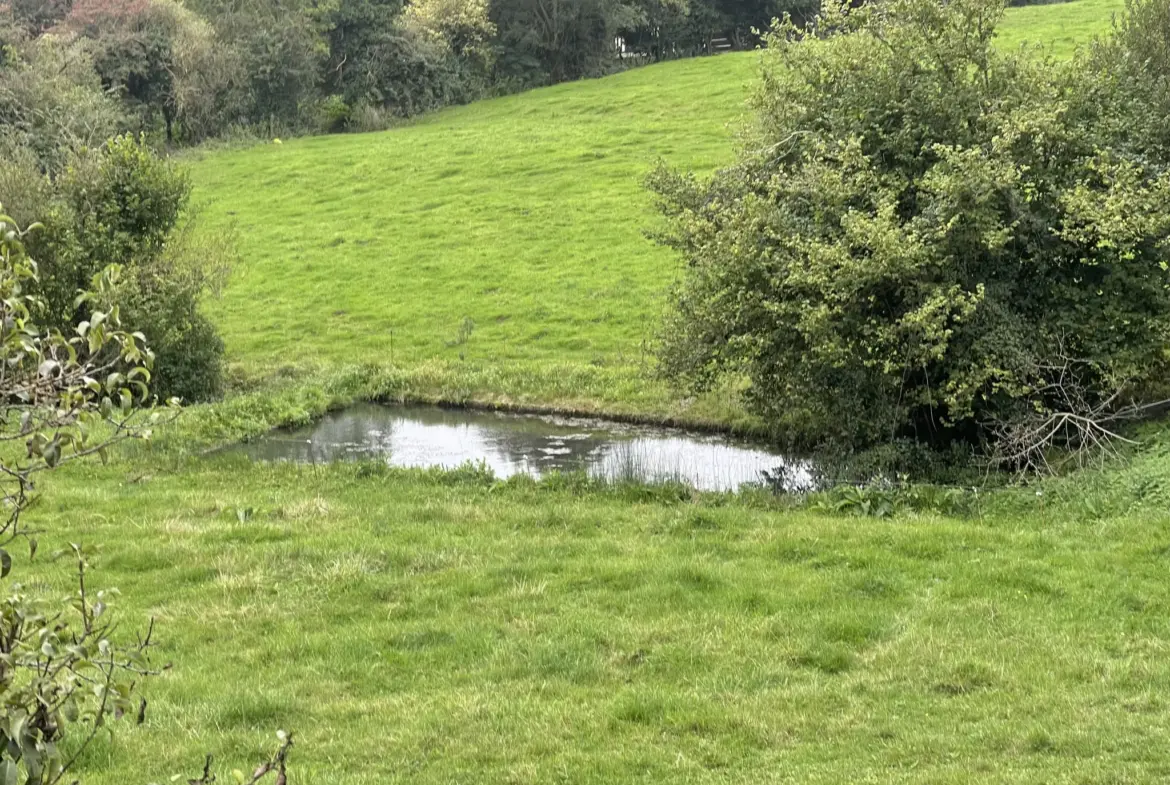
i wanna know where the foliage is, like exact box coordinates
[807,481,980,518]
[181,0,324,135]
[403,0,496,67]
[318,0,486,121]
[12,136,228,402]
[117,211,231,402]
[62,0,226,142]
[0,204,165,785]
[31,135,189,323]
[0,32,127,171]
[649,0,1170,457]
[1093,0,1170,162]
[490,0,639,84]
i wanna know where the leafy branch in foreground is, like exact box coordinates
[0,203,176,784]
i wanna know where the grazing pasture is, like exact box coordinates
[36,451,1170,784]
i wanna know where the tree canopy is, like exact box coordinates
[1,0,812,142]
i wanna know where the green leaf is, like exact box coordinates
[0,550,11,580]
[0,758,15,785]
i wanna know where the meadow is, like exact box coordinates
[189,0,1126,424]
[34,450,1170,784]
[37,1,1163,782]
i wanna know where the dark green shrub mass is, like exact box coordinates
[12,136,228,403]
[650,0,1170,456]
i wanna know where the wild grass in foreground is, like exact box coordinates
[188,0,1123,424]
[25,449,1170,784]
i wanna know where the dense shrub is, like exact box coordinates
[650,0,1170,455]
[0,31,127,169]
[118,210,231,402]
[1093,0,1170,162]
[5,135,228,401]
[32,134,188,321]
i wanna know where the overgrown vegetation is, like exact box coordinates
[651,0,1170,469]
[0,0,817,146]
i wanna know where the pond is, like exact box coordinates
[223,403,805,492]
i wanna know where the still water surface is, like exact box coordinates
[225,404,799,491]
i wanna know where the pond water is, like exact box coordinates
[223,403,804,492]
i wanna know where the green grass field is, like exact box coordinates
[38,2,1156,782]
[34,451,1170,784]
[189,0,1125,422]
[996,0,1125,56]
[192,54,759,421]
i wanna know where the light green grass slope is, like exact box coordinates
[193,55,757,409]
[997,0,1124,57]
[191,0,1123,419]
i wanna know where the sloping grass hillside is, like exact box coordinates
[193,55,758,420]
[190,0,1123,420]
[997,0,1125,56]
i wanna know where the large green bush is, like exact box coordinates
[9,136,228,402]
[650,0,1170,456]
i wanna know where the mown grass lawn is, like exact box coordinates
[189,0,1124,422]
[29,452,1170,784]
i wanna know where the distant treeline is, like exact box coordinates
[0,0,815,147]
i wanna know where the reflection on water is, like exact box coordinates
[223,404,804,492]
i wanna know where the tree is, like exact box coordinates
[492,0,639,84]
[0,32,127,171]
[180,0,324,134]
[649,0,1170,462]
[321,0,482,119]
[403,0,496,70]
[65,0,172,141]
